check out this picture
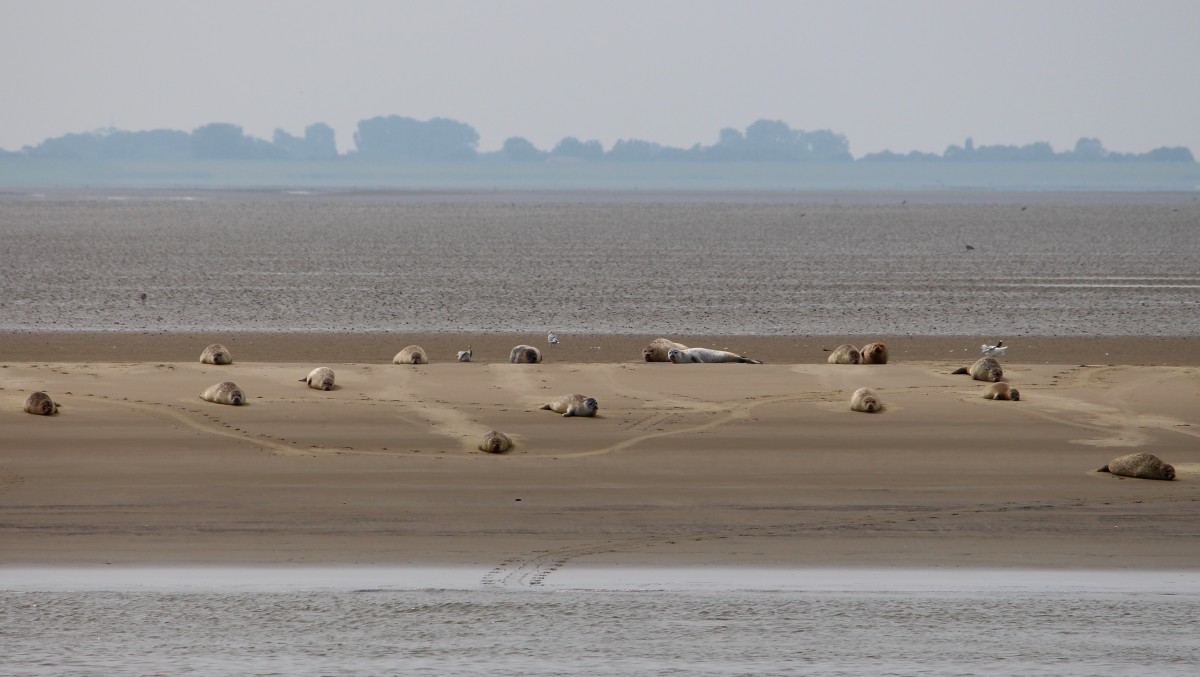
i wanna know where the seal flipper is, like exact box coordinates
[1097,464,1111,473]
[951,366,969,375]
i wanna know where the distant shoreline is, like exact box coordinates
[3,158,1199,191]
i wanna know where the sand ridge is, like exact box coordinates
[3,344,1199,572]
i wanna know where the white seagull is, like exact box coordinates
[547,331,560,346]
[456,345,473,362]
[981,341,1008,357]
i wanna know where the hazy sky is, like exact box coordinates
[3,0,1198,157]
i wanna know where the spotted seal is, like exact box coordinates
[849,387,883,413]
[953,357,1004,382]
[667,347,763,364]
[199,343,233,365]
[861,342,889,364]
[479,430,513,453]
[23,391,60,415]
[642,338,689,362]
[509,344,543,364]
[1097,453,1175,481]
[300,367,336,391]
[981,382,1020,401]
[393,345,429,365]
[540,394,599,417]
[827,344,861,365]
[199,381,246,405]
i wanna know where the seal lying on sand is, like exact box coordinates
[827,344,861,365]
[199,381,246,405]
[23,391,59,415]
[509,344,543,364]
[1097,453,1175,481]
[199,343,232,365]
[667,347,763,364]
[981,382,1020,401]
[393,345,429,365]
[479,430,513,454]
[953,357,1004,382]
[849,387,882,412]
[540,394,599,417]
[457,345,473,362]
[300,367,336,391]
[861,342,889,364]
[642,338,689,362]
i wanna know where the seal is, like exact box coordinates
[1097,453,1175,481]
[457,345,473,362]
[981,382,1020,401]
[540,393,599,417]
[642,338,689,362]
[667,347,763,364]
[299,367,336,391]
[199,381,246,405]
[509,344,543,364]
[479,430,513,454]
[952,357,1004,382]
[199,343,232,365]
[849,387,882,412]
[861,342,889,364]
[23,391,59,415]
[393,345,429,365]
[827,344,861,365]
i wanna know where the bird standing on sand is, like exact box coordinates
[981,341,1008,357]
[457,345,473,362]
[547,331,559,346]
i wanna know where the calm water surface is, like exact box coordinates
[2,189,1197,335]
[4,568,1199,676]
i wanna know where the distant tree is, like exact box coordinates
[606,138,665,162]
[702,120,851,162]
[1142,146,1195,162]
[352,115,478,160]
[274,123,338,160]
[501,136,546,162]
[1071,137,1107,161]
[549,136,604,161]
[190,123,283,160]
[26,131,104,159]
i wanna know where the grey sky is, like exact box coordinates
[3,0,1198,157]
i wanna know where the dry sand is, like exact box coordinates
[2,333,1198,571]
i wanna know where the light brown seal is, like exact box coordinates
[300,367,336,391]
[642,338,689,362]
[199,343,233,365]
[952,356,1004,382]
[509,344,543,364]
[981,382,1020,401]
[1097,453,1175,481]
[199,381,246,405]
[849,387,883,412]
[861,342,889,364]
[827,344,861,365]
[540,394,599,417]
[23,391,59,415]
[393,345,429,365]
[479,430,513,454]
[667,347,763,364]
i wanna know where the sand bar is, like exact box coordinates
[2,333,1198,573]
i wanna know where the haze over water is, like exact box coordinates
[2,189,1197,337]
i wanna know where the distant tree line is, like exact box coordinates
[4,117,1193,163]
[861,136,1194,163]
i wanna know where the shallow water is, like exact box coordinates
[3,568,1198,676]
[1,189,1197,335]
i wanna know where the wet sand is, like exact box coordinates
[3,333,1199,571]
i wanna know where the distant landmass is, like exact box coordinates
[1,116,1196,191]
